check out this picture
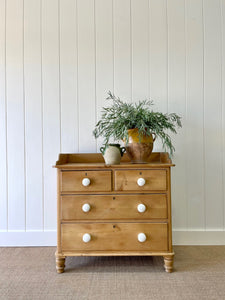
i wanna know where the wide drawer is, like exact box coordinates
[61,170,112,192]
[114,169,167,191]
[61,223,168,251]
[61,194,167,220]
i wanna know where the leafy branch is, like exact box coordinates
[93,91,182,156]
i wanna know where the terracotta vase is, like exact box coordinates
[125,128,156,163]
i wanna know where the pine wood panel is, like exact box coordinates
[61,251,173,256]
[115,169,167,191]
[24,0,43,230]
[61,194,167,220]
[0,0,7,231]
[61,170,112,192]
[57,169,62,253]
[61,223,168,251]
[167,167,173,252]
[55,152,173,167]
[6,0,25,230]
[56,154,173,272]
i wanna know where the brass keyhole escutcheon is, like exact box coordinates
[113,225,116,228]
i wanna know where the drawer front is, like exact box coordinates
[115,169,167,191]
[61,223,168,251]
[61,194,167,220]
[61,170,112,192]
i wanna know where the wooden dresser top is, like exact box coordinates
[54,152,174,169]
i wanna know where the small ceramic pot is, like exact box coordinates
[100,144,126,165]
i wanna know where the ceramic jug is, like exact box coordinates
[100,144,126,165]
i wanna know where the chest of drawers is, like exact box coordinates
[54,152,174,273]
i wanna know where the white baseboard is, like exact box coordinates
[173,230,225,245]
[0,231,57,246]
[0,230,225,247]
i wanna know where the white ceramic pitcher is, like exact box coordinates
[100,144,126,165]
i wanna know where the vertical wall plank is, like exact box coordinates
[60,0,78,153]
[95,0,113,149]
[42,0,60,230]
[0,0,7,231]
[114,0,131,101]
[24,0,43,231]
[204,0,223,229]
[149,0,168,152]
[77,0,96,152]
[1,0,225,242]
[222,0,225,230]
[167,0,187,230]
[186,0,204,229]
[6,0,25,231]
[131,0,149,101]
[149,0,167,113]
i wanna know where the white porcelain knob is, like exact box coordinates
[82,233,91,243]
[138,233,147,243]
[82,178,91,186]
[137,178,146,187]
[137,204,146,213]
[82,203,91,212]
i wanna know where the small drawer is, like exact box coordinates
[61,170,112,192]
[114,169,167,191]
[61,223,168,251]
[61,194,167,220]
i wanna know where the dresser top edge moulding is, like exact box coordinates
[54,152,175,169]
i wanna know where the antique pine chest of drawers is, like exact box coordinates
[54,152,174,273]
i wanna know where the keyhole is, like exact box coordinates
[139,172,142,175]
[113,197,115,200]
[113,225,116,228]
[85,172,87,176]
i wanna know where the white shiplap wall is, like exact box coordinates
[0,0,225,246]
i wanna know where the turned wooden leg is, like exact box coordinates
[55,252,66,273]
[163,255,174,273]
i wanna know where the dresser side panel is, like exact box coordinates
[57,169,62,253]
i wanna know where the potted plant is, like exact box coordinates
[93,91,182,163]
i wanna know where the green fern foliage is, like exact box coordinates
[93,91,182,156]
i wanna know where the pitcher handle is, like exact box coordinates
[121,147,126,157]
[152,133,156,142]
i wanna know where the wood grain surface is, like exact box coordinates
[61,222,168,252]
[115,169,167,191]
[61,170,112,192]
[61,194,167,220]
